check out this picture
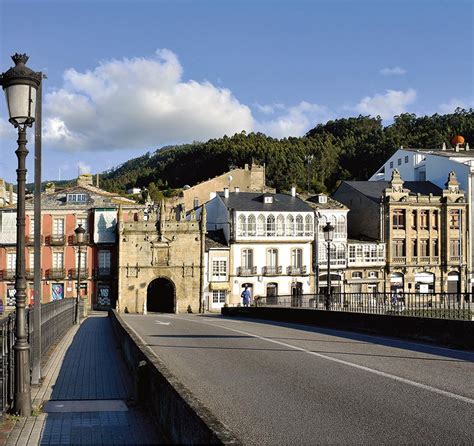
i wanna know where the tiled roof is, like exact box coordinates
[218,192,312,212]
[205,229,228,250]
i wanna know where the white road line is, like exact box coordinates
[155,320,171,325]
[170,315,474,406]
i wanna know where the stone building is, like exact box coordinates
[0,178,16,207]
[117,202,206,314]
[334,170,468,294]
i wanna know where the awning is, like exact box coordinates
[209,282,230,291]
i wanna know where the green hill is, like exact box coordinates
[99,110,474,199]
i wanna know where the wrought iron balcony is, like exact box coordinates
[68,234,90,245]
[0,269,16,281]
[287,265,307,275]
[25,269,42,280]
[237,266,257,276]
[391,257,406,264]
[68,269,88,280]
[46,268,66,280]
[46,235,66,245]
[262,266,282,276]
[26,235,44,246]
[96,267,112,278]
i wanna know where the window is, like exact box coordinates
[264,196,273,204]
[75,250,87,269]
[392,210,405,229]
[368,271,379,278]
[247,215,256,236]
[304,215,313,236]
[266,215,276,236]
[212,290,226,304]
[276,215,285,236]
[52,252,64,268]
[349,245,356,260]
[336,216,345,237]
[432,239,439,257]
[296,215,304,236]
[29,252,34,270]
[291,248,302,268]
[53,218,64,235]
[257,215,265,236]
[76,216,88,231]
[7,253,16,271]
[411,211,417,230]
[286,215,295,236]
[449,239,461,258]
[238,215,246,236]
[420,210,429,229]
[393,240,405,257]
[411,239,417,257]
[67,193,88,203]
[420,239,429,257]
[432,210,438,230]
[242,249,253,268]
[266,249,278,268]
[352,271,362,279]
[449,210,460,229]
[212,260,227,277]
[29,217,34,236]
[397,158,402,166]
[99,250,111,269]
[404,156,409,163]
[390,161,394,168]
[337,245,345,261]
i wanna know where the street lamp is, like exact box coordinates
[323,221,335,311]
[74,224,86,324]
[1,53,41,416]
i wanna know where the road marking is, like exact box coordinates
[175,316,474,406]
[155,320,171,325]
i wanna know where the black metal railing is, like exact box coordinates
[0,297,81,419]
[255,292,473,320]
[262,266,282,276]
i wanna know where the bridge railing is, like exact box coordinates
[0,298,83,419]
[255,293,473,321]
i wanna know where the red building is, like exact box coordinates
[0,174,142,310]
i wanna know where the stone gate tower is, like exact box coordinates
[117,202,206,314]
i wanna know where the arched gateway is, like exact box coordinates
[147,278,176,313]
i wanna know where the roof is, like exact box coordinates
[403,147,474,159]
[205,229,228,250]
[218,192,312,212]
[343,181,443,203]
[301,193,348,210]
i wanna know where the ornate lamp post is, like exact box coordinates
[1,53,42,415]
[74,224,86,324]
[323,221,335,311]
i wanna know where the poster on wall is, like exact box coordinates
[7,285,16,306]
[98,285,111,307]
[52,283,64,300]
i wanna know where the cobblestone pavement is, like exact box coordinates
[7,313,162,445]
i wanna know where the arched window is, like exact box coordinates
[267,214,276,236]
[286,215,295,236]
[319,215,327,239]
[238,214,246,236]
[248,215,256,236]
[276,215,285,236]
[337,244,346,261]
[257,214,266,236]
[305,215,313,235]
[296,215,304,236]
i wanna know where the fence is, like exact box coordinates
[0,298,82,418]
[255,293,473,321]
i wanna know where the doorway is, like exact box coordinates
[147,277,175,313]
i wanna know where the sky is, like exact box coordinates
[0,0,473,184]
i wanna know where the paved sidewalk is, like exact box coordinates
[7,313,162,445]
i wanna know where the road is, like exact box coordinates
[122,313,474,445]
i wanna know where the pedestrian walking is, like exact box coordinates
[241,286,251,307]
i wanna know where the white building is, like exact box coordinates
[205,188,315,304]
[370,142,474,292]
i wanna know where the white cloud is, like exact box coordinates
[43,49,254,151]
[77,161,91,174]
[380,66,407,76]
[257,101,333,138]
[438,98,474,114]
[254,102,285,115]
[353,89,417,120]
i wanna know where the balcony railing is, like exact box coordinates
[46,268,66,280]
[418,256,430,263]
[287,265,307,275]
[68,269,89,280]
[391,257,406,264]
[262,266,282,276]
[25,269,42,281]
[237,266,257,276]
[25,235,44,246]
[46,235,66,246]
[450,256,461,262]
[68,234,91,245]
[0,270,15,281]
[96,267,112,278]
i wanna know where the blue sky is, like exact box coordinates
[0,0,472,184]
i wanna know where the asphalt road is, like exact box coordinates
[122,313,474,445]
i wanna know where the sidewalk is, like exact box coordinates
[7,313,162,445]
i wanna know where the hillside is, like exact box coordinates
[99,110,474,198]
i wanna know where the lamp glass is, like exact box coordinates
[75,224,85,244]
[323,223,334,242]
[4,84,37,125]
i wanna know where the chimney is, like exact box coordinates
[224,187,229,198]
[291,186,296,197]
[77,173,93,187]
[96,173,100,188]
[45,182,55,194]
[193,197,199,209]
[235,186,240,193]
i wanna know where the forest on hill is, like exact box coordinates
[99,110,474,200]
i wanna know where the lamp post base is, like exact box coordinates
[13,344,32,416]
